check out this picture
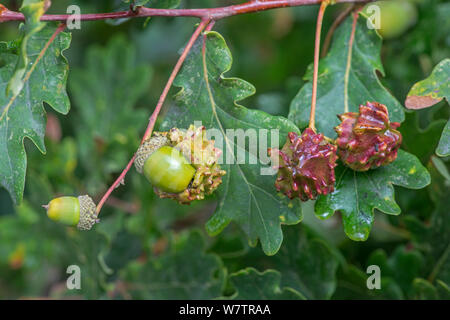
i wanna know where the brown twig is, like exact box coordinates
[0,0,373,23]
[95,19,210,214]
[309,0,328,131]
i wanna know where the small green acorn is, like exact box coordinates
[43,195,98,230]
[142,145,196,193]
[135,125,226,204]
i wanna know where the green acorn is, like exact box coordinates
[43,195,98,230]
[139,144,196,194]
[135,125,226,204]
[363,0,417,39]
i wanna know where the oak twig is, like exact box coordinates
[0,0,373,23]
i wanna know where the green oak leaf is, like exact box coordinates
[400,112,446,163]
[405,59,450,157]
[0,24,71,204]
[332,264,391,299]
[70,35,152,194]
[405,59,450,109]
[104,230,142,275]
[121,230,226,299]
[334,246,425,300]
[217,226,339,299]
[161,31,302,255]
[368,246,424,297]
[273,227,338,299]
[404,158,450,289]
[7,0,46,96]
[315,150,430,241]
[288,13,404,138]
[226,268,304,300]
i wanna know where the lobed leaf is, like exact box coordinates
[405,59,450,156]
[225,268,304,300]
[161,31,302,255]
[271,226,339,299]
[0,23,71,204]
[121,230,226,299]
[288,13,404,138]
[315,150,430,241]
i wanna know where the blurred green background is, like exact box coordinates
[0,0,449,299]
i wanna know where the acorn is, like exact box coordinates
[335,101,402,171]
[43,195,98,230]
[137,141,196,194]
[269,128,338,201]
[135,125,226,204]
[363,0,418,39]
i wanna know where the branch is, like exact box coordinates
[0,0,373,23]
[95,19,210,214]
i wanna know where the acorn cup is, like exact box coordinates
[269,128,338,201]
[43,195,99,230]
[335,101,402,171]
[135,125,226,204]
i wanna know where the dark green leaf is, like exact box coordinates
[7,0,46,96]
[162,31,302,255]
[226,268,304,300]
[104,230,142,274]
[400,112,446,163]
[121,230,226,299]
[315,150,430,241]
[368,246,424,296]
[0,24,71,204]
[288,13,404,138]
[267,226,338,299]
[405,59,450,156]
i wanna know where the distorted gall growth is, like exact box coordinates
[335,101,402,171]
[269,128,338,201]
